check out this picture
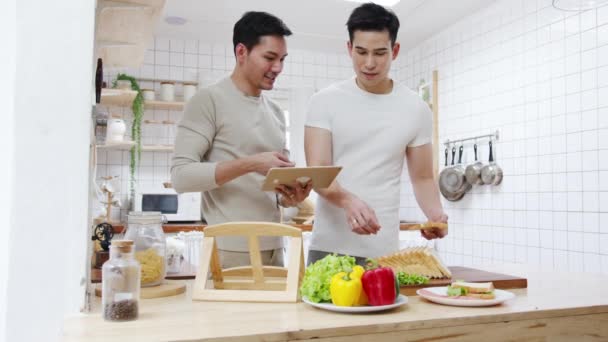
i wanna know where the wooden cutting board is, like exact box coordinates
[95,281,186,299]
[399,266,527,296]
[261,166,342,191]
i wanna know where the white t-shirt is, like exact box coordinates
[305,77,432,258]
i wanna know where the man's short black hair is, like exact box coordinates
[233,11,292,54]
[346,3,400,46]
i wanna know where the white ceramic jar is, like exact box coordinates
[142,89,155,101]
[106,118,127,143]
[183,83,197,102]
[160,82,175,102]
[116,80,132,90]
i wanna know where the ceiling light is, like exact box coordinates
[345,0,401,7]
[165,16,188,25]
[552,0,608,11]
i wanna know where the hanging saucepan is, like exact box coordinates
[481,140,503,185]
[465,143,484,185]
[439,145,470,201]
[453,145,472,193]
[439,152,465,201]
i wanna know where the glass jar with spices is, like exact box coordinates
[102,240,140,322]
[124,211,167,287]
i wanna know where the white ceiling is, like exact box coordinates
[155,0,497,52]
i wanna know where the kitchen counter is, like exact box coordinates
[63,265,608,341]
[110,222,427,233]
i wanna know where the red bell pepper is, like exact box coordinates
[361,265,397,306]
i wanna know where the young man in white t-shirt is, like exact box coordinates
[305,3,448,264]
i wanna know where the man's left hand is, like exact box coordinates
[421,212,448,240]
[275,181,313,207]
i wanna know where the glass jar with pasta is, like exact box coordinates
[125,211,167,287]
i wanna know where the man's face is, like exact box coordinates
[238,35,287,91]
[348,30,399,91]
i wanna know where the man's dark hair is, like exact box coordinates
[346,3,400,46]
[233,11,292,54]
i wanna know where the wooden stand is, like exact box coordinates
[192,222,304,303]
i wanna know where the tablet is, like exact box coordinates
[261,166,342,191]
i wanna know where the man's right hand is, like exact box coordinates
[247,151,295,175]
[342,194,381,235]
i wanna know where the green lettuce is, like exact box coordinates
[300,254,356,303]
[447,285,468,296]
[396,272,429,285]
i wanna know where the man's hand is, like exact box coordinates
[276,181,313,207]
[343,195,381,235]
[421,212,448,240]
[247,151,294,175]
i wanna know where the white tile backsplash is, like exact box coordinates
[399,0,608,273]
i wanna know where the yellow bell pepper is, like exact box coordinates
[350,265,368,306]
[330,271,363,307]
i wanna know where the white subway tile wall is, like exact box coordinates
[97,38,353,223]
[398,0,608,274]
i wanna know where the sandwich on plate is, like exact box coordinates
[447,281,495,299]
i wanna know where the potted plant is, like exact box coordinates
[112,74,143,206]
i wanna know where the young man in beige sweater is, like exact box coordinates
[171,12,312,268]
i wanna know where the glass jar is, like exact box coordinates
[125,211,167,287]
[102,240,140,322]
[94,106,108,145]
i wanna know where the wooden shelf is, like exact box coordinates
[144,119,176,125]
[100,88,137,107]
[137,77,198,86]
[95,141,136,151]
[141,144,174,152]
[144,99,185,111]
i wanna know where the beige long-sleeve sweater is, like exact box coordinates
[171,77,286,251]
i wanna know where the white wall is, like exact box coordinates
[398,0,608,274]
[5,1,95,341]
[0,0,16,340]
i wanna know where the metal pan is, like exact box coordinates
[439,145,470,201]
[465,143,484,185]
[480,140,503,185]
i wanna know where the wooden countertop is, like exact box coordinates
[63,265,608,341]
[110,222,425,234]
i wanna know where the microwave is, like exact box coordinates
[134,186,202,222]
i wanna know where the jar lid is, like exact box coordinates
[111,239,134,252]
[128,211,164,224]
[160,81,175,85]
[112,240,134,247]
[183,82,197,86]
[141,88,154,92]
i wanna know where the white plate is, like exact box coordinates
[302,295,408,313]
[416,286,515,307]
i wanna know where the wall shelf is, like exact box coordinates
[95,141,136,151]
[94,142,174,152]
[141,145,174,152]
[144,100,185,111]
[100,88,137,107]
[137,77,198,86]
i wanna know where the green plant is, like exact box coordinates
[112,74,143,205]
